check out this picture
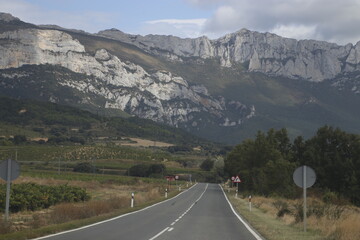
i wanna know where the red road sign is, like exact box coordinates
[233,176,242,183]
[231,176,235,181]
[165,176,175,181]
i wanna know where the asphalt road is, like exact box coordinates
[34,183,263,240]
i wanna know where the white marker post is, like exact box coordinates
[165,188,168,198]
[249,195,252,211]
[131,192,134,208]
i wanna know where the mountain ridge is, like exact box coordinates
[0,12,359,144]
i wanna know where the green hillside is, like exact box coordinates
[0,96,211,146]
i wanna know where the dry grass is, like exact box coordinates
[229,190,360,240]
[3,176,172,234]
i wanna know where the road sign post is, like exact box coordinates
[293,165,316,232]
[233,176,241,198]
[0,159,20,221]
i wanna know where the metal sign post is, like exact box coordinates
[233,176,241,199]
[293,165,316,232]
[0,159,21,221]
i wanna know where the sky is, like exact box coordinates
[1,0,360,45]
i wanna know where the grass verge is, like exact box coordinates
[226,191,325,240]
[0,187,184,240]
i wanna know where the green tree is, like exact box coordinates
[200,159,214,171]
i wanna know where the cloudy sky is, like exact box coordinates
[1,0,360,45]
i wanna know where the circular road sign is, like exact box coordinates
[0,159,21,181]
[293,165,316,188]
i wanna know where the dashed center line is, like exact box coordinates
[148,184,208,240]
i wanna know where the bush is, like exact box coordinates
[200,159,214,171]
[128,164,166,178]
[73,162,99,173]
[0,183,90,213]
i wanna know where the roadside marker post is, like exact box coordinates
[249,195,252,211]
[165,188,168,198]
[131,192,135,208]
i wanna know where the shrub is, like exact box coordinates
[200,159,214,171]
[128,164,166,178]
[73,162,99,173]
[0,183,90,213]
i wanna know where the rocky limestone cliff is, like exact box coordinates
[0,28,252,127]
[98,28,360,82]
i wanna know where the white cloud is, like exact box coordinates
[270,24,319,41]
[142,18,207,38]
[191,0,360,44]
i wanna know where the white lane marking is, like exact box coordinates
[148,227,170,240]
[32,184,199,240]
[219,184,263,240]
[149,183,209,240]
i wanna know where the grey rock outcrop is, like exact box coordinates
[0,28,252,127]
[98,28,360,82]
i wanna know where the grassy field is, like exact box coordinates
[225,186,360,240]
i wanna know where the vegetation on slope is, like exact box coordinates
[225,126,360,206]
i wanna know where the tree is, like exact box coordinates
[200,159,214,171]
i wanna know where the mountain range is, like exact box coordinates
[0,12,359,144]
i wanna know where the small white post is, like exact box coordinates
[249,195,252,211]
[165,188,168,198]
[235,189,238,198]
[131,192,134,208]
[178,186,181,191]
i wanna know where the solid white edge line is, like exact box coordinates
[148,227,169,240]
[219,184,263,240]
[32,183,199,240]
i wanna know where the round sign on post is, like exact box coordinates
[293,166,316,188]
[293,165,316,233]
[0,159,21,222]
[0,159,20,181]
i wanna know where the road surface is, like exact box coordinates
[34,183,263,240]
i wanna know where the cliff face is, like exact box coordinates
[98,29,360,82]
[0,28,252,127]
